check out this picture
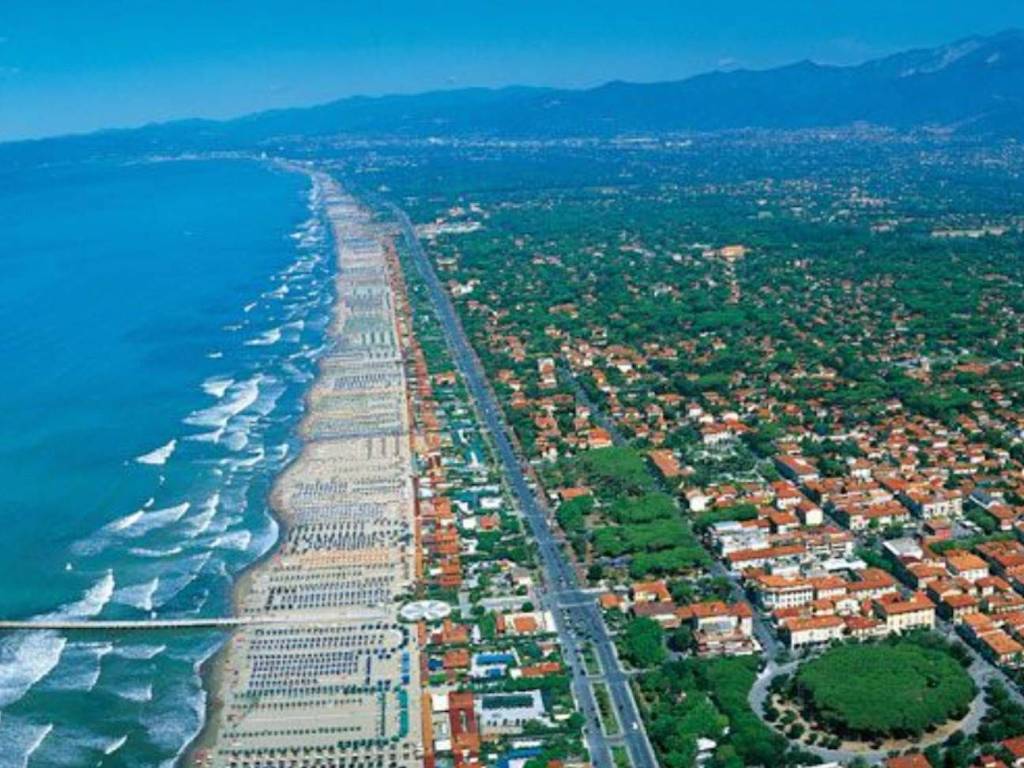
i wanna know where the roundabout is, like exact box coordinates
[751,637,984,762]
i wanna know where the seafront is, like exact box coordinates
[193,174,424,767]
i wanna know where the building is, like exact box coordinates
[676,600,757,655]
[476,691,547,735]
[780,615,845,648]
[873,592,936,633]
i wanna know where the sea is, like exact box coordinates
[0,155,335,766]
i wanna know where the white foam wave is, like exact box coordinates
[110,643,165,661]
[250,514,280,561]
[183,492,219,538]
[201,376,234,399]
[50,570,115,620]
[114,577,160,612]
[186,426,225,443]
[135,439,176,466]
[0,633,67,708]
[41,641,112,693]
[0,571,117,707]
[243,301,258,313]
[23,723,52,766]
[113,680,153,703]
[152,552,211,607]
[244,326,282,346]
[105,502,190,539]
[225,445,264,469]
[104,735,128,755]
[184,375,262,431]
[128,545,183,558]
[210,529,252,552]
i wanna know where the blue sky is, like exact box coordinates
[1,1,1023,141]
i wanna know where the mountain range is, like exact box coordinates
[7,29,1024,158]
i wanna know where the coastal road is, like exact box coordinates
[392,204,659,768]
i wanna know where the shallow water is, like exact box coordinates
[0,156,334,766]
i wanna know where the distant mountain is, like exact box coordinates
[5,29,1024,160]
[217,29,1024,140]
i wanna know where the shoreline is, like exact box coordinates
[184,162,320,764]
[186,170,424,767]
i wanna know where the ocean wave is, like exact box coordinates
[0,718,54,768]
[263,283,290,300]
[39,641,112,693]
[206,351,223,359]
[221,415,257,452]
[103,502,190,539]
[128,545,183,558]
[145,668,209,768]
[250,514,280,561]
[210,529,252,552]
[0,572,116,707]
[244,326,282,346]
[225,444,264,470]
[185,426,224,443]
[110,643,165,661]
[49,570,115,620]
[201,376,233,399]
[242,301,258,313]
[152,552,211,607]
[183,492,219,538]
[0,632,67,708]
[113,577,160,612]
[135,439,177,466]
[184,375,262,431]
[104,735,128,756]
[112,680,153,703]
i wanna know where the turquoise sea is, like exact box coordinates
[0,156,333,766]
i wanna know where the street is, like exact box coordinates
[392,203,659,768]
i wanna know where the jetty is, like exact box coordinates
[0,617,250,631]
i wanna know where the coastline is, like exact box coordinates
[187,170,424,767]
[184,161,319,764]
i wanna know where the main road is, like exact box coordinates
[391,204,659,768]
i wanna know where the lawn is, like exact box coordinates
[794,640,975,738]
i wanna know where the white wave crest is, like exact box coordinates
[135,439,176,466]
[104,735,128,755]
[114,577,160,612]
[113,680,153,703]
[50,570,115,620]
[244,327,282,346]
[105,502,190,539]
[184,375,262,431]
[0,633,67,708]
[201,376,234,399]
[128,545,183,559]
[110,643,165,661]
[211,529,252,552]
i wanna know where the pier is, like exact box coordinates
[0,613,370,632]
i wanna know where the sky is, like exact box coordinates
[1,1,1023,141]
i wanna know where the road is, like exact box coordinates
[557,364,626,446]
[392,204,659,768]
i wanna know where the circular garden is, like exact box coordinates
[786,640,975,741]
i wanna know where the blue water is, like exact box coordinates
[0,157,334,766]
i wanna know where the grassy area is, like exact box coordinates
[612,745,631,768]
[581,643,601,677]
[794,640,975,738]
[593,682,621,736]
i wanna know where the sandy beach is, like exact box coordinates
[188,171,423,767]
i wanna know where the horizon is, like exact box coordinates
[4,2,1024,142]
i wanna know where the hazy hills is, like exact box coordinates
[6,29,1024,160]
